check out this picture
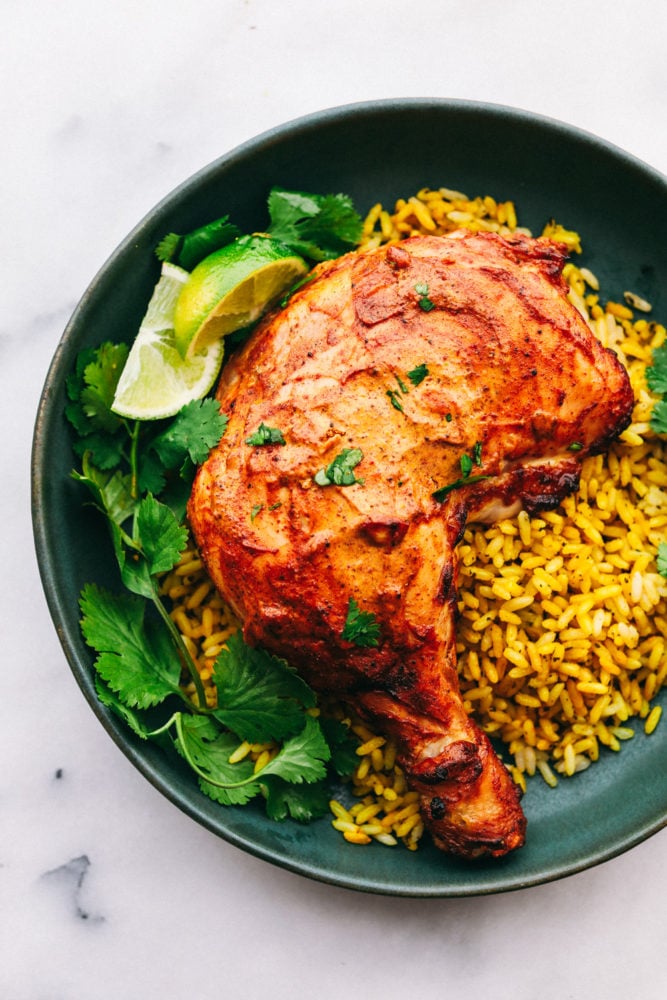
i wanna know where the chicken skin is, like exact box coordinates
[188,230,633,858]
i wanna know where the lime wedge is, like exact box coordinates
[173,235,308,358]
[111,262,224,420]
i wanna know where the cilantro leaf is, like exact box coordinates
[657,542,667,578]
[66,342,129,433]
[314,448,364,487]
[255,717,330,785]
[341,597,381,648]
[646,344,667,396]
[156,215,241,271]
[137,449,169,497]
[71,458,137,574]
[212,631,316,742]
[460,453,473,478]
[73,430,126,471]
[72,457,136,529]
[66,343,129,469]
[650,398,667,435]
[94,675,152,740]
[134,494,188,576]
[267,188,363,261]
[150,399,228,469]
[319,716,360,776]
[263,777,331,823]
[176,715,260,806]
[407,363,429,386]
[178,716,330,804]
[138,400,228,499]
[245,423,286,446]
[79,583,182,708]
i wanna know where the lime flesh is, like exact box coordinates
[111,263,224,420]
[173,235,308,358]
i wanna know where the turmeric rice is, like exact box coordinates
[160,186,667,851]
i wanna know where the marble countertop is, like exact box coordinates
[4,1,667,997]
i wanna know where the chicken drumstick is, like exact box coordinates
[189,230,633,858]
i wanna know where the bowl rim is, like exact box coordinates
[31,97,667,896]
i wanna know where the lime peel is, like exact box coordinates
[111,263,225,421]
[173,235,308,359]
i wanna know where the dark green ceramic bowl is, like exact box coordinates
[32,99,667,896]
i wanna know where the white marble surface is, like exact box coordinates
[4,1,667,997]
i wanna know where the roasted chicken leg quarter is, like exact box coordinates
[189,230,634,858]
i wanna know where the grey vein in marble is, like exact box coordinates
[40,855,105,925]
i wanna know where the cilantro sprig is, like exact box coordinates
[67,340,358,822]
[156,215,241,271]
[266,188,363,262]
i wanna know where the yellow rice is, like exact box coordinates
[160,186,667,850]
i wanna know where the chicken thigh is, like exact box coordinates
[188,230,634,858]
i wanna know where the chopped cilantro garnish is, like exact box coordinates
[251,503,264,521]
[395,373,409,394]
[460,453,473,478]
[414,282,435,311]
[459,443,483,479]
[432,474,492,502]
[568,441,583,452]
[341,598,381,648]
[246,423,286,446]
[314,448,364,486]
[407,363,429,386]
[387,389,405,412]
[445,412,453,422]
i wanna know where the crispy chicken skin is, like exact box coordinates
[189,230,634,858]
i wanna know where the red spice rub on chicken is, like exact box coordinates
[188,230,634,858]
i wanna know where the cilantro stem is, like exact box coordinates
[146,712,181,739]
[128,419,141,499]
[151,593,208,711]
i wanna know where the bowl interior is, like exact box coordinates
[32,99,667,896]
